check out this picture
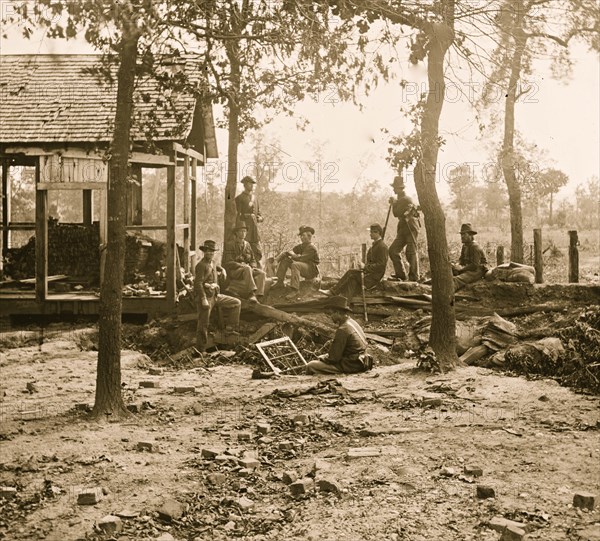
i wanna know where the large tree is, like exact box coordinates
[480,0,598,261]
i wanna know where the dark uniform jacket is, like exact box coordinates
[194,259,221,302]
[328,317,369,373]
[291,242,320,277]
[458,241,488,272]
[364,239,389,282]
[392,194,421,238]
[235,192,261,244]
[222,239,256,272]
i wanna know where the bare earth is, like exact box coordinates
[0,327,599,541]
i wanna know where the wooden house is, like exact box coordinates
[0,54,218,318]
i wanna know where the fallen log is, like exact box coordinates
[241,300,335,338]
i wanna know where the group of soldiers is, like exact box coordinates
[193,174,488,373]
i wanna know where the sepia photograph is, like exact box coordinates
[0,1,598,540]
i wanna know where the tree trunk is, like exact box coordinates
[223,16,242,242]
[549,191,553,225]
[413,20,458,371]
[92,33,139,420]
[501,7,528,263]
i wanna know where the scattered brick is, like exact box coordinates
[238,468,252,477]
[137,441,158,452]
[238,458,260,470]
[139,381,159,388]
[312,459,332,475]
[440,467,456,477]
[156,534,176,541]
[0,487,17,499]
[207,473,227,485]
[174,386,196,394]
[500,525,528,541]
[488,516,528,533]
[157,499,185,522]
[282,471,298,485]
[215,454,233,463]
[258,436,274,445]
[148,367,163,375]
[115,509,139,519]
[422,397,442,407]
[237,432,252,442]
[290,478,314,497]
[279,441,295,450]
[317,479,341,495]
[573,492,596,510]
[201,448,223,459]
[236,496,254,511]
[77,488,103,505]
[476,485,496,499]
[126,404,139,413]
[256,423,271,435]
[464,465,483,477]
[97,515,123,536]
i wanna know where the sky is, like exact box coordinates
[1,11,598,205]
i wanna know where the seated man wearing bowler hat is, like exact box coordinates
[274,225,320,300]
[305,296,373,375]
[222,220,266,303]
[320,223,388,299]
[194,240,242,351]
[453,223,488,290]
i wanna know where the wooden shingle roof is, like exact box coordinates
[0,54,205,146]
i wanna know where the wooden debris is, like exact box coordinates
[256,336,308,375]
[248,323,278,344]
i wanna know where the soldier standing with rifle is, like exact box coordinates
[235,176,263,268]
[388,175,421,282]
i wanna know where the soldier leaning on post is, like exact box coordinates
[388,175,421,281]
[221,220,266,303]
[194,240,241,352]
[320,223,389,299]
[452,223,488,290]
[305,296,373,375]
[235,175,263,268]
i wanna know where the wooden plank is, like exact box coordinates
[183,154,190,272]
[130,152,173,166]
[35,158,48,302]
[173,142,204,162]
[365,332,394,346]
[2,158,10,252]
[247,322,278,344]
[166,152,176,310]
[125,225,167,231]
[568,230,579,283]
[533,228,543,284]
[38,182,106,190]
[191,157,198,269]
[0,223,35,230]
[18,274,67,285]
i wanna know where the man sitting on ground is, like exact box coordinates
[305,296,373,375]
[320,223,389,299]
[194,240,241,352]
[453,223,488,290]
[221,221,266,303]
[274,225,320,300]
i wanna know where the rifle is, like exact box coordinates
[382,202,393,240]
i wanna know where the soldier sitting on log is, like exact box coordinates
[453,223,488,290]
[221,220,266,303]
[273,225,320,301]
[319,223,389,299]
[194,240,241,352]
[305,296,373,375]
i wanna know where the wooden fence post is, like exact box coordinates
[568,230,579,283]
[496,245,504,266]
[533,229,543,283]
[361,243,367,264]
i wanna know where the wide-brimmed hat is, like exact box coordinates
[199,240,219,252]
[390,175,405,188]
[459,223,477,235]
[233,220,248,232]
[368,223,383,235]
[298,225,315,236]
[325,295,352,312]
[240,176,256,184]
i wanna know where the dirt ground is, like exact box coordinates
[1,302,599,541]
